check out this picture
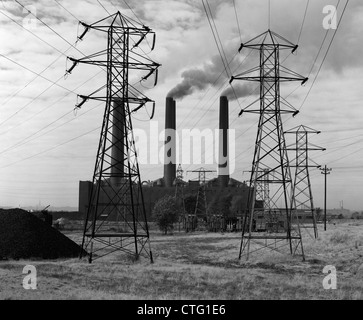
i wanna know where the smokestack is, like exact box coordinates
[110,98,125,186]
[164,97,176,188]
[218,96,229,187]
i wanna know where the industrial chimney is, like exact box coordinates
[110,98,125,186]
[164,97,176,188]
[218,96,229,187]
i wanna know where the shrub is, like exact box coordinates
[152,195,180,235]
[330,232,350,244]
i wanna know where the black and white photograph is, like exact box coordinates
[0,0,362,304]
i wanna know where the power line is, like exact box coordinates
[0,75,142,155]
[0,102,102,157]
[15,0,79,54]
[279,0,347,136]
[188,51,256,130]
[0,49,68,110]
[232,0,242,43]
[1,76,148,164]
[0,9,65,56]
[0,126,100,169]
[297,0,342,92]
[0,53,74,97]
[53,0,79,21]
[118,0,144,26]
[177,9,240,129]
[175,0,255,136]
[97,0,111,15]
[203,0,242,108]
[1,179,80,184]
[0,4,94,126]
[178,50,252,129]
[202,0,230,79]
[299,0,348,110]
[186,0,336,174]
[14,0,106,75]
[96,0,153,58]
[0,74,67,128]
[333,166,363,170]
[0,69,104,135]
[297,0,310,44]
[185,1,322,175]
[268,0,271,29]
[185,31,307,172]
[182,48,261,171]
[328,144,363,165]
[181,51,260,173]
[309,0,341,78]
[181,50,255,128]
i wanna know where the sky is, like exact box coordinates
[0,0,362,211]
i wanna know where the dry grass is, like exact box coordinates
[0,221,362,300]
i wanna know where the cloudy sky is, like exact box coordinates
[0,0,362,211]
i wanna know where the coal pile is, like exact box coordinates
[0,208,86,260]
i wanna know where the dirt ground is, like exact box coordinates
[0,220,362,300]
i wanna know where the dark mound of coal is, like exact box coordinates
[0,208,86,260]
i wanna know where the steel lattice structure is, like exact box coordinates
[175,164,186,207]
[66,12,160,263]
[285,125,325,239]
[187,168,216,219]
[230,30,308,260]
[175,164,186,230]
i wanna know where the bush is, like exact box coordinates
[330,232,350,244]
[152,195,180,235]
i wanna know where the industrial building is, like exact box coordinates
[79,95,250,227]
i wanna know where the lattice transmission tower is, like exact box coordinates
[175,164,186,211]
[187,168,216,219]
[285,125,325,239]
[175,164,186,231]
[230,30,308,260]
[66,12,160,263]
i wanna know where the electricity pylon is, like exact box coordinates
[175,164,186,208]
[187,168,216,218]
[175,164,186,231]
[66,12,160,263]
[285,125,326,239]
[230,30,308,260]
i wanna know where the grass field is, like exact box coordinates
[0,220,362,300]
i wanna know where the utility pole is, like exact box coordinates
[320,165,332,231]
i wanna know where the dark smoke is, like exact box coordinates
[167,69,216,99]
[167,44,258,100]
[167,54,228,100]
[221,83,257,101]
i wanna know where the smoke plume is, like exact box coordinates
[167,54,226,100]
[167,48,257,101]
[221,82,257,101]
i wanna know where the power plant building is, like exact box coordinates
[79,96,250,221]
